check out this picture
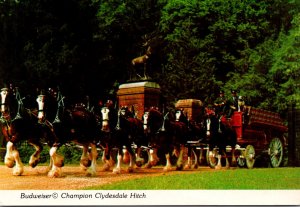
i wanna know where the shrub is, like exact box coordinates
[16,141,84,165]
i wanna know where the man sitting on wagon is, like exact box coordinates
[227,89,239,119]
[213,90,228,119]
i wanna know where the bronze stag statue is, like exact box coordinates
[131,45,152,80]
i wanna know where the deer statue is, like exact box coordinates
[130,35,154,80]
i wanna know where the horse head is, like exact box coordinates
[175,108,189,125]
[36,94,46,123]
[143,107,163,134]
[204,107,219,137]
[1,86,27,121]
[142,111,150,132]
[100,106,111,132]
[0,88,10,117]
[36,88,60,124]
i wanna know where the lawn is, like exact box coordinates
[85,167,300,190]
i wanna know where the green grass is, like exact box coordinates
[84,167,300,190]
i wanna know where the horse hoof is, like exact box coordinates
[184,165,191,170]
[80,158,91,168]
[86,170,96,177]
[48,170,60,178]
[163,167,172,172]
[176,165,183,171]
[144,163,152,169]
[150,160,158,166]
[215,165,221,170]
[29,159,40,168]
[102,164,110,171]
[192,164,198,169]
[29,155,41,168]
[13,168,24,176]
[80,165,88,171]
[113,168,121,174]
[135,161,143,168]
[127,167,134,173]
[231,161,237,167]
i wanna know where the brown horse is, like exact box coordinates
[175,109,206,169]
[0,87,61,176]
[99,105,145,174]
[40,89,99,177]
[143,107,188,171]
[205,107,237,169]
[142,107,163,168]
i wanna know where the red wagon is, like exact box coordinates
[208,107,288,169]
[175,99,288,169]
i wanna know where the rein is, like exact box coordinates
[13,90,25,121]
[31,109,54,130]
[53,91,65,124]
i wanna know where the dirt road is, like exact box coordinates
[0,164,211,190]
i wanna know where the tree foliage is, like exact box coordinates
[0,0,299,116]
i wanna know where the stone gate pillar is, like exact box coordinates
[117,81,161,119]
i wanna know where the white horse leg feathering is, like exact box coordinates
[5,141,24,176]
[48,146,63,177]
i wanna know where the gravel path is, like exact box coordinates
[0,164,212,190]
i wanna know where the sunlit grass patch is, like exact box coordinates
[84,167,300,190]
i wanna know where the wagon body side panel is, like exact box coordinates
[237,107,288,168]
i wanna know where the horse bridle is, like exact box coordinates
[101,107,110,122]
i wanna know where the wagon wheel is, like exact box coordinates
[191,148,198,169]
[183,147,198,169]
[206,147,218,168]
[198,147,206,165]
[245,145,255,169]
[182,147,188,163]
[269,137,283,168]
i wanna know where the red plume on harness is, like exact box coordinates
[205,107,215,116]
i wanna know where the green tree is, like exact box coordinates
[0,0,23,86]
[268,13,300,112]
[96,0,164,87]
[224,10,300,115]
[158,0,282,106]
[1,0,102,100]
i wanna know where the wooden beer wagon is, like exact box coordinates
[176,99,288,169]
[208,107,288,169]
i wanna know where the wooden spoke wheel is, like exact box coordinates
[198,147,206,165]
[206,147,219,168]
[245,145,255,169]
[269,137,283,168]
[182,147,189,163]
[191,148,198,169]
[183,147,199,169]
